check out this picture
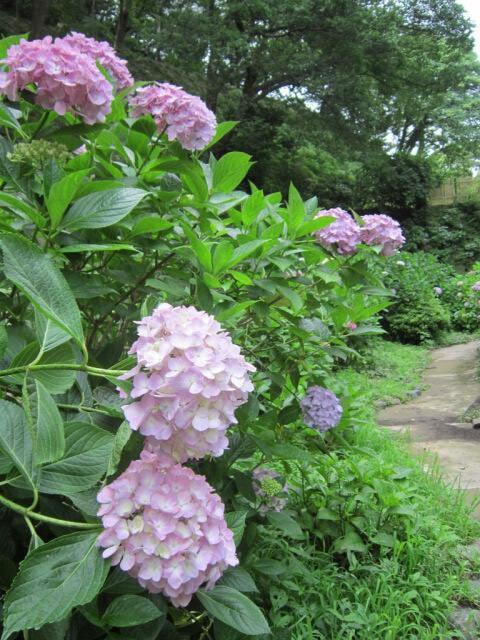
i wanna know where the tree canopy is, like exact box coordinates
[1,0,479,213]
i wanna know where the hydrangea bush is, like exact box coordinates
[0,33,397,639]
[441,263,480,331]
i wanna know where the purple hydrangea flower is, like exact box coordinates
[63,32,133,90]
[360,214,405,256]
[472,281,480,292]
[129,83,217,150]
[119,303,255,463]
[97,450,238,607]
[313,208,360,256]
[300,386,342,432]
[0,36,113,124]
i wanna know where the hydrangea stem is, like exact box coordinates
[0,363,127,379]
[0,493,99,529]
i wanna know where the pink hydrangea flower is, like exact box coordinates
[0,36,113,124]
[471,281,480,292]
[63,32,133,90]
[97,450,238,606]
[120,303,255,462]
[128,83,217,150]
[344,321,357,330]
[360,214,405,256]
[313,208,360,256]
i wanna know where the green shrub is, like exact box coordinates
[442,263,480,331]
[405,200,480,269]
[380,252,452,343]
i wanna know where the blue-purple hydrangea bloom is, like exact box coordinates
[300,386,342,432]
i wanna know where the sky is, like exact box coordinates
[461,0,480,55]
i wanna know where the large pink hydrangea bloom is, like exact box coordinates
[63,32,133,90]
[314,208,361,256]
[129,83,217,150]
[97,450,238,606]
[360,214,405,256]
[0,36,113,124]
[120,303,255,462]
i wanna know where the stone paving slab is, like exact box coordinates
[378,341,480,493]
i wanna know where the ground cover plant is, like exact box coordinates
[0,32,478,640]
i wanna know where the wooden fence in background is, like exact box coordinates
[428,176,480,206]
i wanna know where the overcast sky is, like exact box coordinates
[461,0,480,55]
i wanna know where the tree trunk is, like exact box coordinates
[205,0,220,111]
[31,0,49,39]
[115,0,130,50]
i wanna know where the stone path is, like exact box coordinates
[379,340,480,502]
[379,341,480,638]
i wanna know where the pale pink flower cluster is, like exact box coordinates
[97,451,238,607]
[63,32,133,90]
[314,208,360,256]
[120,303,255,463]
[0,35,113,124]
[360,214,405,256]
[313,208,405,257]
[471,281,480,292]
[129,83,217,150]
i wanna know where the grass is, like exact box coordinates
[254,338,480,639]
[336,338,430,409]
[435,330,480,347]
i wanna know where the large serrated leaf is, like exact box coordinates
[39,422,114,494]
[34,380,65,465]
[0,234,84,347]
[1,531,108,640]
[197,586,270,636]
[61,188,147,231]
[0,400,34,493]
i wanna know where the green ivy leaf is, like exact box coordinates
[197,586,270,636]
[1,531,108,640]
[0,234,84,347]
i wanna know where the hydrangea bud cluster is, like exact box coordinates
[252,468,289,514]
[344,321,357,331]
[120,303,255,463]
[314,208,360,256]
[0,35,114,124]
[472,282,480,292]
[129,83,217,150]
[359,214,405,256]
[97,451,238,607]
[63,32,133,90]
[7,140,71,168]
[300,386,343,432]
